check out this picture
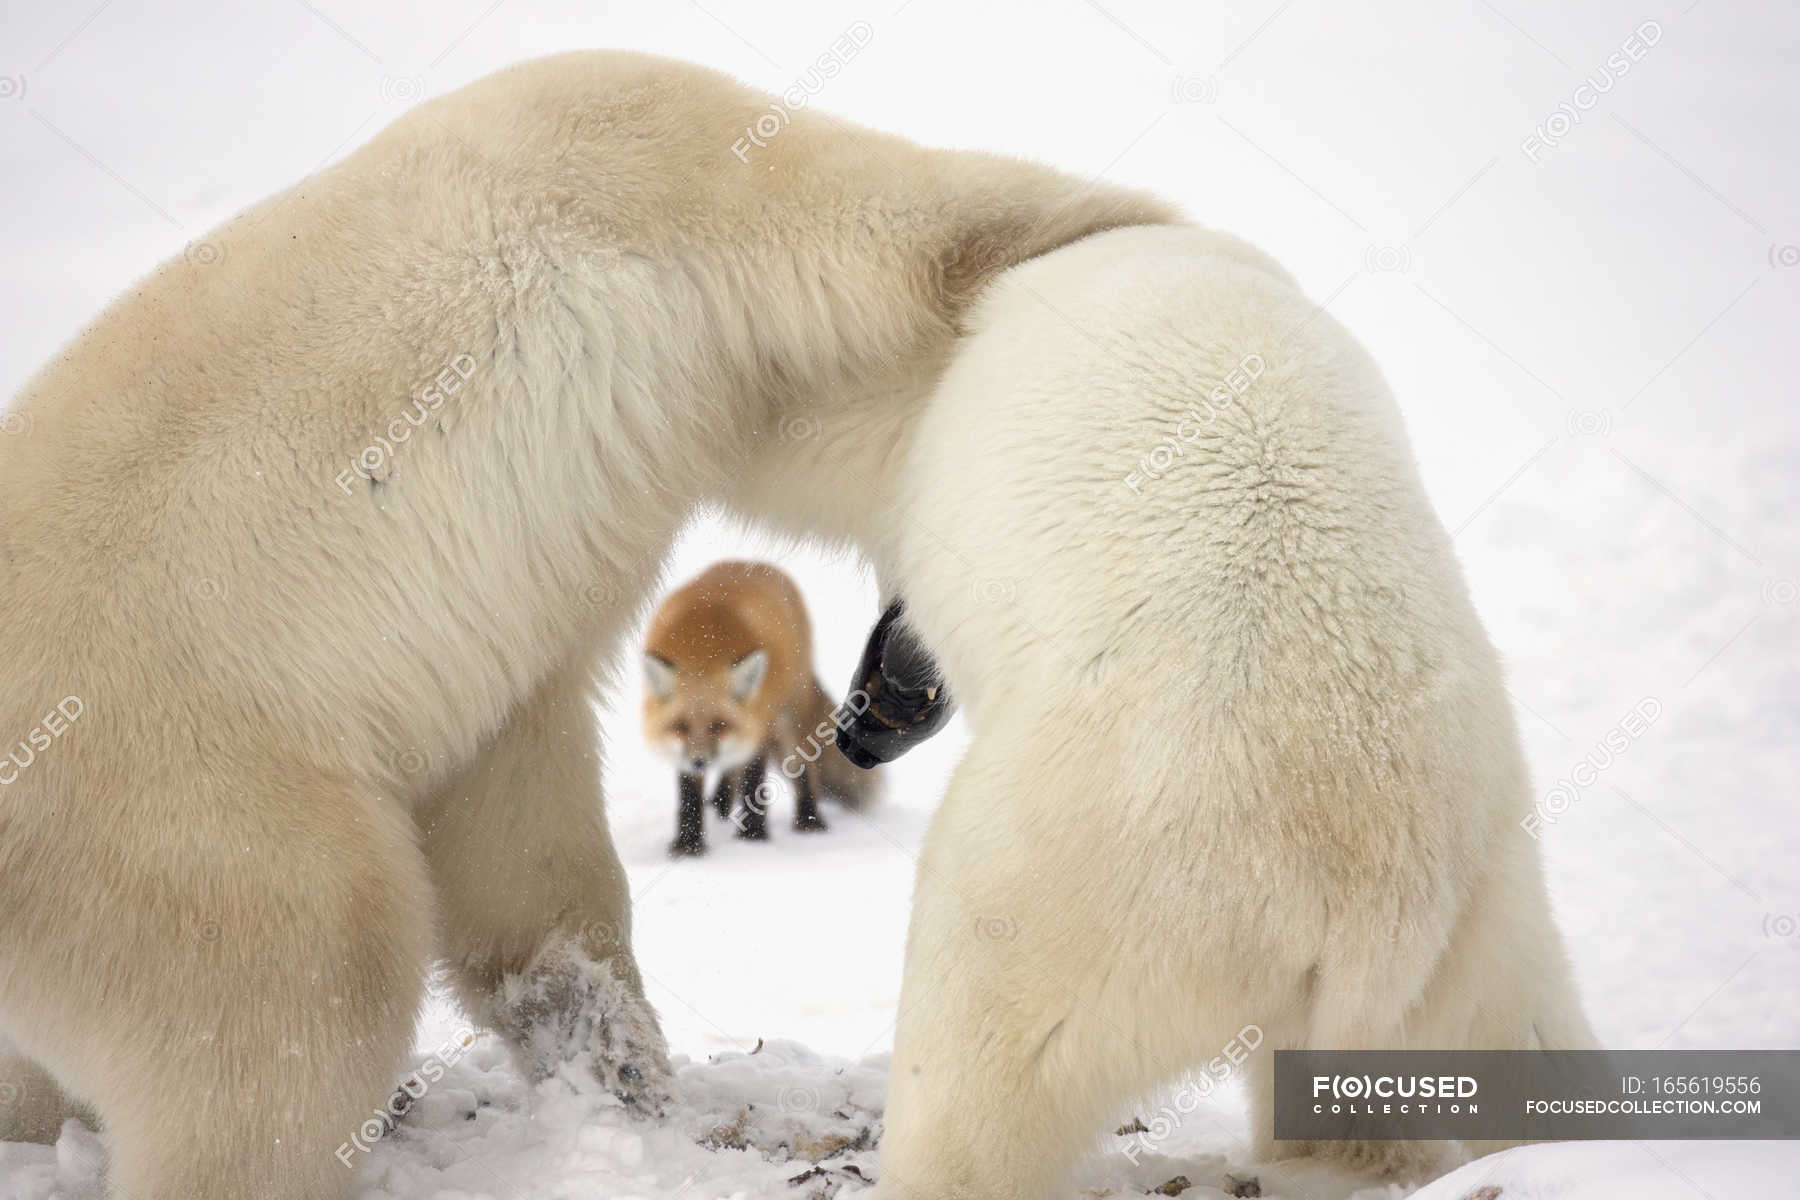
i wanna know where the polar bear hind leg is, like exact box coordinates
[1252,825,1598,1177]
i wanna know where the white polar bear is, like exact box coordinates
[736,225,1598,1193]
[0,52,1170,1199]
[0,46,1594,1199]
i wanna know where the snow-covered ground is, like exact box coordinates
[1,1,1796,1197]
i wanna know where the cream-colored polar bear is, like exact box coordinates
[0,52,1170,1198]
[737,225,1598,1192]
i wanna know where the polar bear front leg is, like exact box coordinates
[487,928,671,1110]
[419,659,672,1112]
[876,736,1165,1200]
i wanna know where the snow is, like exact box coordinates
[1409,1140,1800,1200]
[1,0,1796,1196]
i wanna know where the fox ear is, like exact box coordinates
[729,649,768,701]
[644,653,677,699]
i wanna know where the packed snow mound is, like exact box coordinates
[0,1035,888,1200]
[5,1030,1798,1199]
[1408,1140,1800,1200]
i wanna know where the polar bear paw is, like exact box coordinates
[493,936,675,1116]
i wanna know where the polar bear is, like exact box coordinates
[736,225,1599,1193]
[0,52,1172,1198]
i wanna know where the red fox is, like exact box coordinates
[643,561,875,855]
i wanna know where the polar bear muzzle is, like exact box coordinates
[836,601,953,768]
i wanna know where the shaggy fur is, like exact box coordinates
[733,226,1597,1195]
[0,51,1172,1198]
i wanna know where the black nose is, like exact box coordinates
[836,734,885,771]
[836,601,954,768]
[687,755,707,772]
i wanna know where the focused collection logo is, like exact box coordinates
[1311,1073,1479,1115]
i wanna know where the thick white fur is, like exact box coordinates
[0,52,1172,1198]
[0,47,1592,1199]
[739,226,1597,1194]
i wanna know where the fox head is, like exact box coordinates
[642,648,769,775]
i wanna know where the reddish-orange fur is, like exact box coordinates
[642,562,872,850]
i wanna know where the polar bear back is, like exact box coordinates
[886,223,1524,926]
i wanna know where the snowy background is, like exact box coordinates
[1,1,1795,1197]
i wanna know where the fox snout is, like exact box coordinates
[652,718,757,776]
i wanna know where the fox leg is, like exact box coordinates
[734,755,771,840]
[421,659,671,1110]
[708,769,738,821]
[792,760,828,832]
[673,770,707,855]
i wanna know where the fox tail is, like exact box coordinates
[801,673,880,809]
